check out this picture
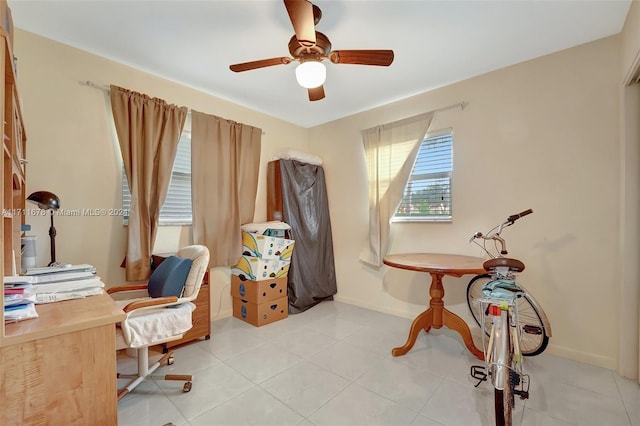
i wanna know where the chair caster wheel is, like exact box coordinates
[183,382,192,392]
[167,355,175,365]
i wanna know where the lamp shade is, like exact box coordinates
[295,61,326,89]
[27,191,61,210]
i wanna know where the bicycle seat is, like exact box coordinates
[483,257,525,272]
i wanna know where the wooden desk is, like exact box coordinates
[383,253,486,360]
[0,294,125,425]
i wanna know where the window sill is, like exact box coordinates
[123,220,193,226]
[391,216,452,223]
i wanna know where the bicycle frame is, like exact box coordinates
[481,293,522,391]
[474,274,530,426]
[468,209,539,426]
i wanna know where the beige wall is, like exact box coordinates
[13,27,631,368]
[310,35,622,369]
[14,29,309,316]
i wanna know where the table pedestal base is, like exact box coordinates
[391,272,484,360]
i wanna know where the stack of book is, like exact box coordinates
[4,275,37,323]
[24,264,104,303]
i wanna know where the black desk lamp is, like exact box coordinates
[27,191,61,266]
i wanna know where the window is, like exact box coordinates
[394,129,452,222]
[122,128,192,225]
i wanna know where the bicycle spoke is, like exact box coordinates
[467,274,549,356]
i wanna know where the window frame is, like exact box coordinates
[122,125,193,226]
[392,128,453,223]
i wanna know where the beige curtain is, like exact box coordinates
[110,85,187,281]
[191,111,262,267]
[360,112,434,267]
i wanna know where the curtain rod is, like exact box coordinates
[83,80,267,135]
[434,101,467,113]
[83,80,110,92]
[375,101,468,132]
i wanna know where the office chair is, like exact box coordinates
[107,245,209,400]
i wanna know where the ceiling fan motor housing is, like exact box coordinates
[288,31,332,61]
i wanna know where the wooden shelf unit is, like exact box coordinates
[1,24,25,337]
[0,15,125,423]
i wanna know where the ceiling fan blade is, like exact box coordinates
[229,57,292,72]
[329,50,395,66]
[284,0,316,47]
[308,85,325,101]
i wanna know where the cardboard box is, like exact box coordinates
[231,274,287,303]
[231,255,290,281]
[241,231,294,260]
[232,296,288,327]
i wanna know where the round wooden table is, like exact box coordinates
[383,253,486,360]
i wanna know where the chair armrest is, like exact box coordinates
[123,296,179,313]
[107,284,148,295]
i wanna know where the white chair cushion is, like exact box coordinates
[177,245,209,300]
[115,301,195,349]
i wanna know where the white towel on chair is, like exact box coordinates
[124,302,195,348]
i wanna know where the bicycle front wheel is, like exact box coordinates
[467,274,550,356]
[493,311,517,426]
[495,387,512,426]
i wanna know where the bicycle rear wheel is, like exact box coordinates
[467,274,550,356]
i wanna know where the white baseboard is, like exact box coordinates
[334,294,617,371]
[333,294,417,320]
[212,308,233,321]
[545,343,617,370]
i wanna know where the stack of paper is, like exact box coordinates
[23,264,105,304]
[33,279,105,303]
[25,264,96,277]
[4,275,38,323]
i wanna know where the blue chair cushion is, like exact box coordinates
[147,256,192,298]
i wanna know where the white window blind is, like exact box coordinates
[394,130,453,221]
[122,129,193,225]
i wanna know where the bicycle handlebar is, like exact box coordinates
[469,209,533,255]
[507,209,533,224]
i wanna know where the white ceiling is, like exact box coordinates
[10,0,631,128]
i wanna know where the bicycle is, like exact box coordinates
[467,209,552,426]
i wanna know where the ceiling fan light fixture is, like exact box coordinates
[295,61,326,88]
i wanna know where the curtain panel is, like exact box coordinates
[110,85,187,281]
[360,112,434,267]
[191,111,262,267]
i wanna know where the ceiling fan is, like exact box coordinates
[229,0,395,102]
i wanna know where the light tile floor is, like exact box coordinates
[117,301,640,426]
